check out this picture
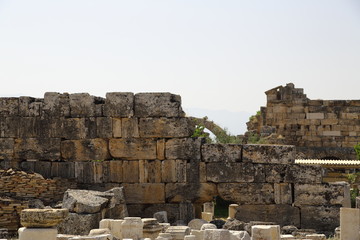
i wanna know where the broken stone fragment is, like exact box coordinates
[20,208,69,228]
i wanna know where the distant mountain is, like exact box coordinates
[184,108,252,135]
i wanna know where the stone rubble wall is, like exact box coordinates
[248,83,360,159]
[0,92,350,233]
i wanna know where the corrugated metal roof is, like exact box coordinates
[295,159,360,165]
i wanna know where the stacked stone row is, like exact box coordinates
[264,85,360,149]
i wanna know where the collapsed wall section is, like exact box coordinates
[0,92,350,233]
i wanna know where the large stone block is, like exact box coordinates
[285,164,322,183]
[294,182,349,206]
[96,117,112,138]
[19,97,42,117]
[18,117,61,138]
[274,183,293,204]
[139,160,162,183]
[18,227,57,240]
[122,183,165,204]
[69,93,96,117]
[235,205,300,227]
[121,117,139,138]
[206,163,264,183]
[264,164,287,183]
[251,225,280,240]
[34,160,52,178]
[300,205,339,232]
[161,160,187,183]
[0,138,14,160]
[165,183,217,203]
[165,138,202,160]
[218,183,274,204]
[242,144,295,164]
[43,92,70,117]
[20,208,69,228]
[57,212,102,235]
[122,160,139,183]
[202,144,242,162]
[74,162,104,183]
[51,162,75,179]
[103,160,123,183]
[61,139,109,161]
[0,97,19,116]
[0,117,19,137]
[109,138,156,160]
[139,117,192,138]
[112,118,122,137]
[103,92,134,117]
[14,138,61,160]
[340,208,360,240]
[60,118,88,139]
[134,93,184,117]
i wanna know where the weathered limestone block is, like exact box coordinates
[122,117,139,138]
[69,234,112,240]
[103,92,134,117]
[184,235,196,240]
[62,189,112,214]
[0,138,14,160]
[110,219,123,239]
[264,164,287,183]
[161,160,187,183]
[251,225,280,240]
[122,160,139,183]
[109,138,156,160]
[139,160,162,183]
[134,93,184,117]
[0,116,19,137]
[201,212,213,221]
[61,118,87,139]
[202,144,242,162]
[51,162,75,179]
[14,138,61,160]
[157,139,165,160]
[0,98,19,116]
[200,223,217,230]
[96,117,112,138]
[19,97,42,117]
[234,205,300,227]
[112,118,122,137]
[274,183,293,204]
[69,93,96,117]
[139,118,192,138]
[153,211,168,223]
[18,227,57,240]
[300,205,339,232]
[20,209,68,228]
[203,202,214,214]
[294,182,349,206]
[166,226,191,240]
[75,162,103,183]
[89,228,112,236]
[188,219,208,230]
[142,218,163,240]
[242,144,295,164]
[165,138,202,160]
[34,160,52,178]
[165,183,217,203]
[103,160,123,183]
[61,139,109,161]
[43,92,70,117]
[285,164,322,184]
[229,230,250,240]
[306,113,325,120]
[305,234,326,240]
[122,183,165,204]
[121,217,143,240]
[340,208,360,240]
[18,117,59,138]
[57,212,101,235]
[206,163,264,183]
[218,183,274,204]
[204,229,231,240]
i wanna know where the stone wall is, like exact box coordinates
[0,92,350,233]
[0,168,76,231]
[247,83,360,159]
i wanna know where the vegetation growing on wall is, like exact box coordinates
[355,143,360,160]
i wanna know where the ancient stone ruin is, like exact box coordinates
[0,90,356,239]
[247,83,360,159]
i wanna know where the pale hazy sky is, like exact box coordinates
[0,1,359,134]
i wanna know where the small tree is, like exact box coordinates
[355,143,360,160]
